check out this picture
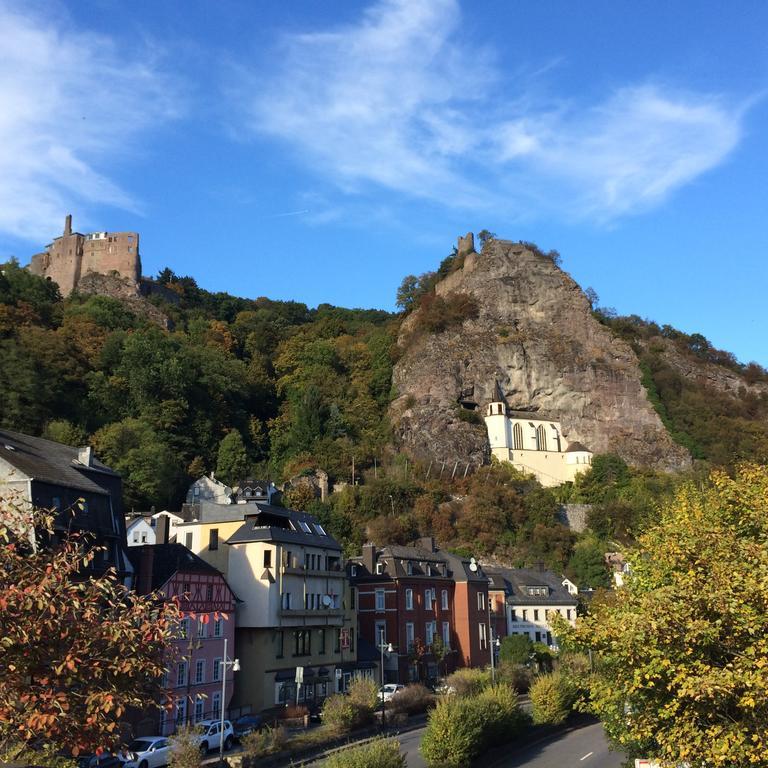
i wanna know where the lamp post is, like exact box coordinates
[379,629,393,729]
[218,637,240,765]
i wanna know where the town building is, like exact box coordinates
[0,428,131,579]
[485,566,579,648]
[350,539,491,684]
[128,543,237,735]
[125,510,184,546]
[484,382,593,487]
[28,215,141,296]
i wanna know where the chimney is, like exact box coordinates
[155,514,170,545]
[137,545,155,595]
[64,214,72,236]
[78,446,93,466]
[419,536,436,553]
[362,542,376,573]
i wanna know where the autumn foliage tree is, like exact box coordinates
[557,464,768,766]
[0,496,181,761]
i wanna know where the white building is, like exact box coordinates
[125,510,185,546]
[483,385,593,487]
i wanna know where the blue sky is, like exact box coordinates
[1,0,767,365]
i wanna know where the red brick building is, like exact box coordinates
[349,538,490,684]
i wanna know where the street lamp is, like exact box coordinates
[218,637,240,765]
[379,630,393,729]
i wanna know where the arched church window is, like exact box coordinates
[536,425,547,451]
[513,423,523,450]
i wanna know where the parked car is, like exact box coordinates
[232,714,263,741]
[77,752,121,768]
[306,700,323,723]
[119,738,170,768]
[194,719,234,753]
[378,684,406,702]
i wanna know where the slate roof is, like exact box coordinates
[126,543,221,591]
[506,410,560,424]
[484,566,578,607]
[564,441,590,453]
[0,428,117,495]
[226,503,341,550]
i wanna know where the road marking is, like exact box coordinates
[580,752,594,761]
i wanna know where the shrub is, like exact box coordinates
[529,671,577,725]
[241,725,288,764]
[168,725,202,768]
[347,675,379,713]
[323,737,406,768]
[281,704,308,719]
[476,685,529,748]
[419,292,479,333]
[499,634,533,665]
[497,661,532,693]
[444,667,491,697]
[389,683,434,716]
[456,408,483,425]
[421,696,485,767]
[321,694,359,733]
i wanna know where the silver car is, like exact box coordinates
[120,737,170,768]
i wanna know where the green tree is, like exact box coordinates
[567,536,610,588]
[215,429,249,486]
[0,499,180,761]
[558,464,768,766]
[477,230,496,248]
[499,634,533,665]
[42,419,88,448]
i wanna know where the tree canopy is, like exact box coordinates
[557,464,768,766]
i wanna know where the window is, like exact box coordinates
[212,692,221,719]
[185,532,193,549]
[426,621,436,646]
[375,589,385,611]
[195,660,205,684]
[406,622,415,651]
[179,618,189,639]
[176,698,187,724]
[132,531,139,542]
[533,609,540,621]
[424,589,433,611]
[286,550,293,568]
[177,662,187,687]
[442,621,450,646]
[566,609,572,620]
[212,657,222,681]
[140,532,147,543]
[406,561,413,575]
[513,422,523,449]
[521,609,527,621]
[183,582,191,597]
[350,588,356,610]
[350,565,357,577]
[536,425,547,451]
[305,553,310,570]
[334,629,341,653]
[194,697,204,722]
[213,618,223,638]
[209,529,218,551]
[197,617,206,638]
[319,629,326,654]
[276,632,284,659]
[294,630,311,656]
[264,549,272,568]
[441,589,449,610]
[479,623,487,650]
[405,589,413,610]
[299,521,312,534]
[477,592,485,611]
[376,562,384,575]
[314,523,327,536]
[281,592,292,610]
[375,621,386,646]
[510,608,517,621]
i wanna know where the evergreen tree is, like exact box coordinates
[216,429,249,486]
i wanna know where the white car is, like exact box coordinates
[195,719,234,753]
[120,737,170,768]
[378,684,406,702]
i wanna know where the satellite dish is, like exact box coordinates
[469,557,478,573]
[322,595,332,608]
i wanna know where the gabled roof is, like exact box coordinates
[506,410,560,424]
[226,503,340,550]
[484,566,578,606]
[0,428,117,496]
[565,441,590,453]
[126,543,222,591]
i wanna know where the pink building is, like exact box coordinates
[130,543,237,735]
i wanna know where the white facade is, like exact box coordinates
[484,399,593,487]
[505,601,578,647]
[125,510,185,547]
[186,476,233,505]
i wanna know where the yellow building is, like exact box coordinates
[483,386,592,487]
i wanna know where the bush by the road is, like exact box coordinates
[421,684,527,767]
[168,725,201,768]
[321,694,360,733]
[241,725,288,764]
[347,676,379,714]
[323,737,405,768]
[497,661,532,693]
[444,667,490,697]
[389,683,434,716]
[530,671,577,725]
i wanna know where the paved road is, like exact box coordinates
[488,722,625,768]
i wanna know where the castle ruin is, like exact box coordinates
[28,215,141,296]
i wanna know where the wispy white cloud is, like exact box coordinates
[0,1,181,242]
[238,0,745,222]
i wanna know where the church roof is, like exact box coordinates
[565,441,591,453]
[507,410,560,423]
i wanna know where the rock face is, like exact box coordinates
[390,238,691,471]
[77,273,171,329]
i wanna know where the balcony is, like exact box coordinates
[278,607,345,624]
[281,565,345,578]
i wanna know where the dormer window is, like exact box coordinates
[376,562,384,575]
[526,586,549,597]
[299,521,312,534]
[406,561,413,575]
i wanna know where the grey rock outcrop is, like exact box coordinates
[390,238,691,471]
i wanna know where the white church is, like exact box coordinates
[483,385,593,487]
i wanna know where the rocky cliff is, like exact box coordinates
[389,236,691,471]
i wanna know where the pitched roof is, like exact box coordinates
[126,543,221,590]
[0,428,117,496]
[506,410,560,424]
[564,441,590,453]
[226,503,341,550]
[484,566,578,606]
